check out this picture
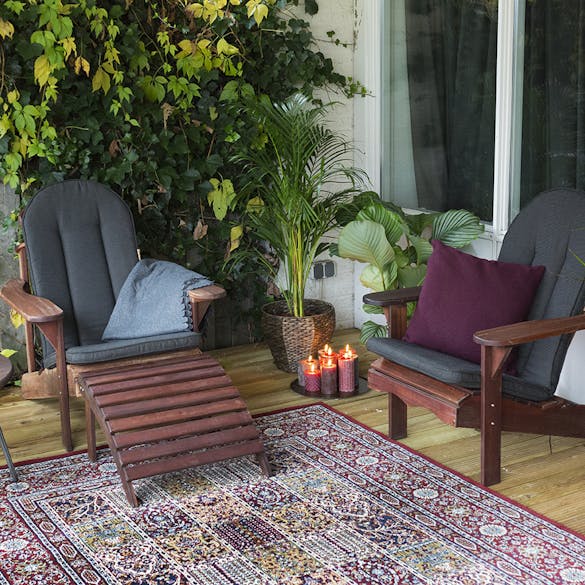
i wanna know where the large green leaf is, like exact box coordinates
[397,264,427,288]
[432,209,484,248]
[360,262,397,292]
[405,211,437,236]
[356,204,405,245]
[360,320,388,344]
[338,220,395,267]
[409,235,433,263]
[362,303,383,315]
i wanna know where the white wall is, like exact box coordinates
[291,0,359,329]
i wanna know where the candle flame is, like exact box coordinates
[310,362,316,373]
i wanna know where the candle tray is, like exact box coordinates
[290,377,369,399]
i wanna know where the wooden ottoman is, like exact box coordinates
[79,353,271,506]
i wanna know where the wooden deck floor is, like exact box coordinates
[1,328,584,535]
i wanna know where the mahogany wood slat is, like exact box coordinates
[113,411,255,449]
[94,375,232,407]
[79,354,271,507]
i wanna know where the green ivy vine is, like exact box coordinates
[0,0,363,345]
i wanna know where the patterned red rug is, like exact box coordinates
[1,404,584,584]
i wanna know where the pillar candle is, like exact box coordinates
[338,347,356,394]
[343,344,360,389]
[318,344,336,366]
[298,355,315,387]
[320,357,338,397]
[303,361,321,394]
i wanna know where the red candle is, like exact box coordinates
[320,357,338,397]
[342,344,360,389]
[298,355,315,387]
[303,361,321,394]
[338,346,356,394]
[318,344,337,366]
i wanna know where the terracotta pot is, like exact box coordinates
[261,299,336,373]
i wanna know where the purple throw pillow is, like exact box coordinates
[403,240,545,365]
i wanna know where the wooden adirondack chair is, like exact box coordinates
[364,188,585,486]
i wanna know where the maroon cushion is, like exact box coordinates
[403,240,545,365]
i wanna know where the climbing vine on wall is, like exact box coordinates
[0,0,362,344]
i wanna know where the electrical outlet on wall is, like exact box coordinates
[312,260,336,280]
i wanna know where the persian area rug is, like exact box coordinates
[1,405,584,585]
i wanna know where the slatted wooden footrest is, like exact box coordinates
[79,353,271,507]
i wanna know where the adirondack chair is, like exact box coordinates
[364,188,585,486]
[1,180,271,506]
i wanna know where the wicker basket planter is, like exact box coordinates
[261,299,336,373]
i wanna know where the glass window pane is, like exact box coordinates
[382,0,498,221]
[519,0,585,209]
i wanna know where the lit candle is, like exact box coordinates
[320,357,338,397]
[318,344,337,366]
[303,361,321,394]
[343,344,360,389]
[338,345,357,394]
[298,355,315,387]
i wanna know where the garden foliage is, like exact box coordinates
[0,0,360,341]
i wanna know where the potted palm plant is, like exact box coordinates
[227,93,368,371]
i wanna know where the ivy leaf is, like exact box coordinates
[61,36,76,59]
[74,56,90,76]
[10,309,24,329]
[0,18,15,39]
[229,224,243,252]
[208,178,237,220]
[34,55,51,86]
[92,66,111,94]
[217,38,239,56]
[219,80,239,102]
[305,0,319,15]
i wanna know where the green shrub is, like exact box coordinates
[0,0,362,342]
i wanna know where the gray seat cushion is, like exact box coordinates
[367,337,552,402]
[44,331,201,367]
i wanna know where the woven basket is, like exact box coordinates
[261,299,336,373]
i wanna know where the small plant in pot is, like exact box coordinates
[217,93,369,372]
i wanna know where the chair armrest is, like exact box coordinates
[188,284,227,332]
[363,287,422,307]
[0,278,63,323]
[187,284,227,302]
[473,313,585,348]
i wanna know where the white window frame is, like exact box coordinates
[354,0,525,260]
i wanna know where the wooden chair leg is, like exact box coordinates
[38,320,73,452]
[85,400,97,462]
[388,393,407,439]
[480,345,511,486]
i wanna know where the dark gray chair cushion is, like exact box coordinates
[498,188,585,392]
[23,180,204,367]
[367,337,551,402]
[43,331,201,367]
[370,189,585,402]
